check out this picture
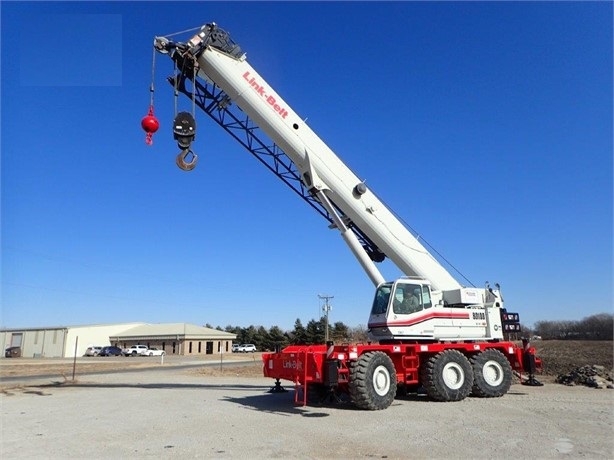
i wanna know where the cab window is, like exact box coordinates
[370,284,392,315]
[392,283,422,314]
[422,286,432,309]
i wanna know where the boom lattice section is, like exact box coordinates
[169,72,380,258]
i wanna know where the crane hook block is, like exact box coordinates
[173,112,196,149]
[176,148,198,172]
[141,106,160,145]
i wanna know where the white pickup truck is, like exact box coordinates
[123,345,149,357]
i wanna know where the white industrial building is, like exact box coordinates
[1,323,236,358]
[1,323,144,358]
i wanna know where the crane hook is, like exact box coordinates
[173,111,197,171]
[176,148,198,171]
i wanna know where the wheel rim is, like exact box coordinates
[442,362,465,390]
[372,364,391,396]
[482,359,504,386]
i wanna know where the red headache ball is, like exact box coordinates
[141,108,160,145]
[141,114,159,134]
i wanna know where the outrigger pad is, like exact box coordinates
[268,379,288,393]
[522,376,544,387]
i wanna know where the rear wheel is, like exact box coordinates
[306,383,328,405]
[349,351,397,410]
[470,349,512,397]
[421,350,473,401]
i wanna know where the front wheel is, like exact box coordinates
[349,351,397,410]
[470,349,513,397]
[421,349,473,402]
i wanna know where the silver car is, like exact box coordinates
[84,346,102,356]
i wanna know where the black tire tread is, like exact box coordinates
[470,349,513,398]
[420,349,473,402]
[349,351,397,410]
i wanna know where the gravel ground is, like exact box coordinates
[2,363,613,459]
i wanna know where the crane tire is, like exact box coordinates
[420,349,473,402]
[306,383,328,405]
[349,351,397,410]
[470,349,513,397]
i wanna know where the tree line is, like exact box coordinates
[206,317,369,352]
[209,312,612,352]
[529,313,613,340]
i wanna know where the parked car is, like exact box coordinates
[145,347,165,357]
[84,346,103,357]
[99,346,123,357]
[239,344,257,353]
[232,344,241,353]
[5,346,21,358]
[123,345,149,356]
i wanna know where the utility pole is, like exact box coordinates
[318,294,334,343]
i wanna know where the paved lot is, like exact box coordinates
[1,364,613,459]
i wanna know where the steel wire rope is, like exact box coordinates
[370,191,476,288]
[160,25,201,39]
[317,151,474,286]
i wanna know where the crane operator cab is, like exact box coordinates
[367,279,434,341]
[368,278,506,342]
[370,279,433,315]
[392,284,431,315]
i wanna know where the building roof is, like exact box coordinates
[0,322,144,332]
[109,323,236,341]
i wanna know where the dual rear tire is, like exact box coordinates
[421,349,474,401]
[420,348,513,401]
[470,349,513,397]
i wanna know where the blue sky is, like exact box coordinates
[1,1,612,331]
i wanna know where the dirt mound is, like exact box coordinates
[531,340,613,376]
[530,340,613,387]
[555,365,614,389]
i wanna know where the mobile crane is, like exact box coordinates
[147,22,541,410]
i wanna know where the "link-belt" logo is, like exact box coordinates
[242,71,289,119]
[282,360,303,370]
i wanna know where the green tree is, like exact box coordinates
[331,321,350,343]
[305,318,325,344]
[254,325,270,350]
[268,325,289,350]
[242,325,258,345]
[291,318,308,344]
